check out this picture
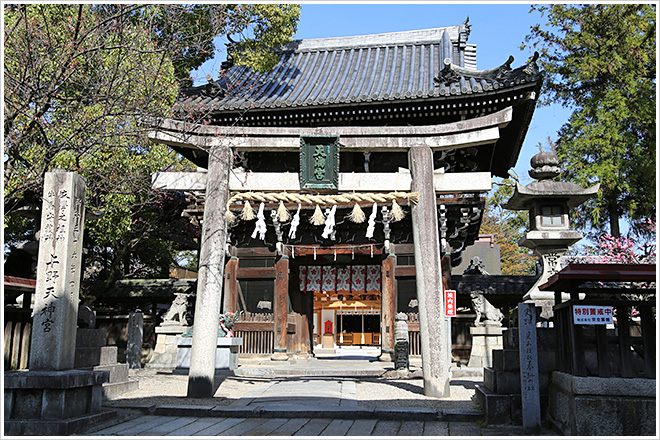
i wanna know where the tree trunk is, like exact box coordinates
[608,200,621,238]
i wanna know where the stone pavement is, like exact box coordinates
[80,355,559,436]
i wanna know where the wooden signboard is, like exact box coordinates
[300,135,340,190]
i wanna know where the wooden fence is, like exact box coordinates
[234,312,274,355]
[4,312,32,371]
[554,299,655,378]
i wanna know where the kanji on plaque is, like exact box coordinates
[445,289,456,317]
[572,305,613,325]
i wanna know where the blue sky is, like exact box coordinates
[196,3,572,185]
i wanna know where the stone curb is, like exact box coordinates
[108,403,441,421]
[440,408,484,422]
[234,368,388,378]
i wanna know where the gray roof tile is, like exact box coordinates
[175,25,542,116]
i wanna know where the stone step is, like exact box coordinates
[492,349,556,372]
[475,384,549,426]
[76,329,108,348]
[502,327,555,350]
[102,379,139,399]
[484,367,551,394]
[74,346,117,368]
[82,363,129,383]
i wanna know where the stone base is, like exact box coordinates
[146,324,190,370]
[175,337,242,370]
[467,325,504,368]
[548,371,656,436]
[4,369,111,435]
[5,410,116,436]
[270,351,289,361]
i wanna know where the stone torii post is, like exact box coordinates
[147,109,507,398]
[186,145,232,397]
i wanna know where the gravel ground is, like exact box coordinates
[355,376,481,410]
[105,367,481,411]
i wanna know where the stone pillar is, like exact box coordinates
[127,309,143,369]
[223,256,239,313]
[409,146,451,397]
[187,145,232,398]
[378,254,396,361]
[394,312,410,371]
[30,170,86,371]
[518,303,541,434]
[272,255,289,360]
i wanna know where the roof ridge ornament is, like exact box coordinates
[434,52,540,87]
[200,74,227,99]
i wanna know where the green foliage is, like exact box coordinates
[224,4,301,72]
[101,4,300,83]
[3,4,299,293]
[522,4,656,237]
[481,180,536,275]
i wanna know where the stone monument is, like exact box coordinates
[127,309,144,369]
[465,257,505,369]
[147,292,192,370]
[503,151,599,319]
[4,170,113,435]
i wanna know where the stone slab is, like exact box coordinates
[492,348,556,372]
[4,409,116,436]
[155,324,191,334]
[150,404,438,421]
[441,408,484,422]
[552,370,656,397]
[102,379,140,399]
[74,346,118,367]
[4,369,109,389]
[175,337,242,370]
[76,328,108,348]
[484,367,551,394]
[503,327,555,350]
[549,371,656,436]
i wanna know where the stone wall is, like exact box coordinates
[548,371,656,436]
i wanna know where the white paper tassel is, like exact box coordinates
[321,205,336,239]
[365,203,377,238]
[251,202,267,240]
[288,204,301,239]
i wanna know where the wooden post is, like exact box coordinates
[409,145,451,397]
[378,254,396,361]
[272,255,289,360]
[187,145,232,398]
[223,257,239,313]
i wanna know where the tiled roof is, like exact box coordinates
[175,23,541,116]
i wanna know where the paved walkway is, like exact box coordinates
[80,356,559,436]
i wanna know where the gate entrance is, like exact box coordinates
[291,249,384,352]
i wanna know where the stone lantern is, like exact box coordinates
[503,151,599,318]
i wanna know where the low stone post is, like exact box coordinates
[127,309,144,369]
[394,312,410,371]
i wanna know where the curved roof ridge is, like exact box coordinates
[281,25,465,53]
